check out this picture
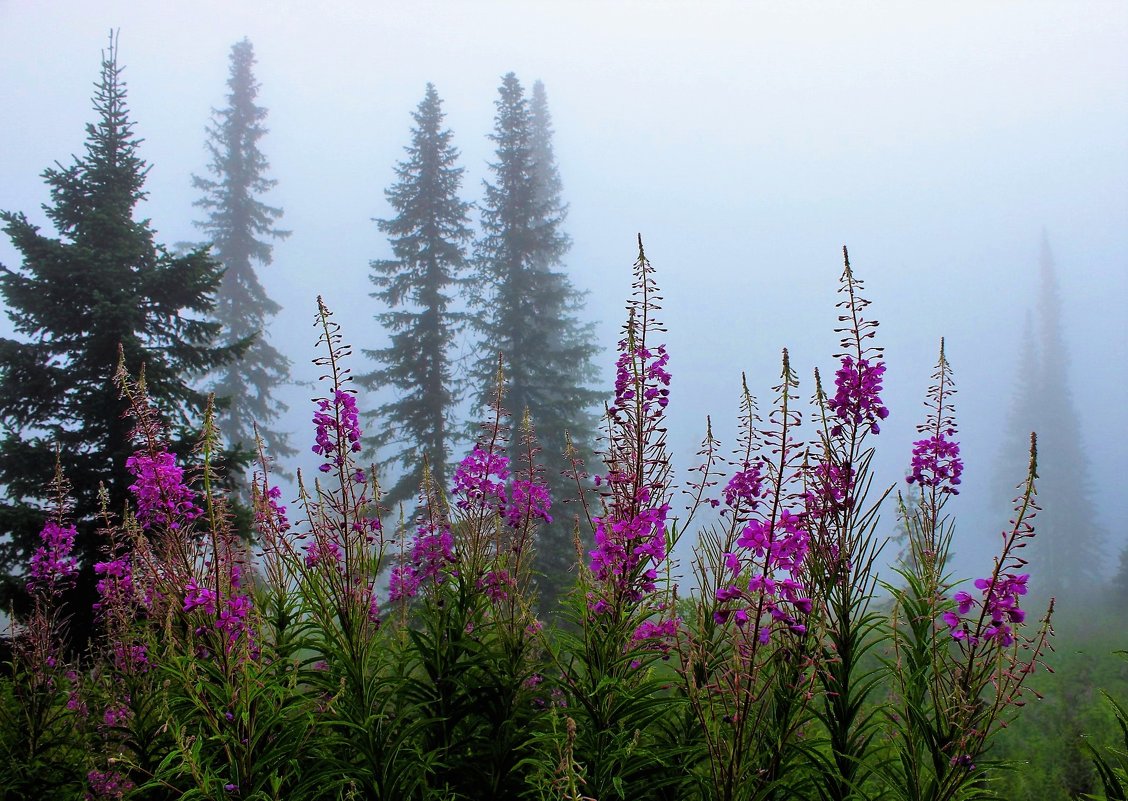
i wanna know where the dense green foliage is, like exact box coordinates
[6,243,1116,801]
[0,35,240,627]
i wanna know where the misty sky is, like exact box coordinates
[2,1,1126,582]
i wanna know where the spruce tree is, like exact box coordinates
[192,38,293,466]
[357,83,471,509]
[0,35,240,626]
[994,233,1104,603]
[472,73,601,610]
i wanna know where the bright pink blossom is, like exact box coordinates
[126,451,202,530]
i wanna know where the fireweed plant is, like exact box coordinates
[884,341,1053,801]
[0,240,1057,801]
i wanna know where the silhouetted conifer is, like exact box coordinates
[471,73,601,610]
[192,38,293,468]
[994,233,1104,602]
[0,35,242,633]
[357,84,471,509]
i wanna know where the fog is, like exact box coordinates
[2,1,1125,586]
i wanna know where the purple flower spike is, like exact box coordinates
[828,356,889,437]
[312,389,363,473]
[907,434,964,494]
[126,451,202,530]
[452,445,509,512]
[26,520,78,596]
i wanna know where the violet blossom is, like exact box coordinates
[503,478,553,528]
[87,769,134,800]
[452,445,509,512]
[723,463,765,512]
[26,520,78,596]
[257,483,291,532]
[125,451,202,530]
[805,461,856,517]
[312,389,363,474]
[93,556,133,612]
[588,485,670,607]
[304,537,342,568]
[828,356,889,437]
[630,617,681,667]
[713,509,813,642]
[479,569,516,603]
[183,578,217,616]
[389,523,456,602]
[942,573,1029,647]
[907,434,963,495]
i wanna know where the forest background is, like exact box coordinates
[0,3,1126,797]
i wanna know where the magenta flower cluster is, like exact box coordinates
[183,578,217,615]
[723,463,765,512]
[182,571,255,654]
[631,617,679,644]
[478,569,516,603]
[714,509,812,643]
[312,389,363,474]
[588,485,670,611]
[451,444,553,528]
[942,573,1029,647]
[216,594,253,651]
[504,479,553,527]
[607,344,671,421]
[87,768,133,800]
[452,445,510,510]
[304,537,342,568]
[26,520,78,595]
[93,556,133,612]
[907,434,963,495]
[630,617,680,665]
[125,451,203,530]
[259,483,291,532]
[389,523,456,602]
[828,356,889,437]
[112,641,150,672]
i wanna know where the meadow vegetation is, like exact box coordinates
[3,244,1122,801]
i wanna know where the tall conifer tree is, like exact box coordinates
[192,38,293,465]
[994,234,1104,601]
[472,73,601,610]
[357,84,471,508]
[0,35,240,622]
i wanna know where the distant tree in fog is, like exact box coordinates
[994,234,1104,601]
[357,83,471,509]
[1113,544,1128,610]
[192,38,294,470]
[0,35,241,630]
[471,73,601,611]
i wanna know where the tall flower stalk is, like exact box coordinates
[791,248,894,801]
[886,342,1054,801]
[683,351,821,801]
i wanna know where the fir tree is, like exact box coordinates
[0,35,241,628]
[192,38,293,467]
[357,83,471,509]
[529,80,565,250]
[994,233,1104,602]
[472,73,601,610]
[1112,544,1128,611]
